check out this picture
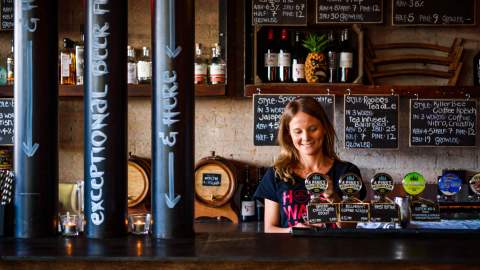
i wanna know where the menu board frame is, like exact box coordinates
[316,0,384,24]
[0,98,14,146]
[251,0,308,26]
[391,0,477,26]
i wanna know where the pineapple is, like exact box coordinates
[303,33,328,83]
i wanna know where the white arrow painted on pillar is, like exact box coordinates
[164,151,181,208]
[165,0,182,59]
[22,41,39,157]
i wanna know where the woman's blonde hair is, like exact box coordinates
[274,97,338,183]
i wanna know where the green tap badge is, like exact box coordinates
[402,172,426,196]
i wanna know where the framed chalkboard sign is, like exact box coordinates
[410,99,477,147]
[316,0,383,24]
[253,94,335,146]
[344,95,399,149]
[0,98,13,145]
[0,0,13,31]
[392,0,476,26]
[252,0,307,26]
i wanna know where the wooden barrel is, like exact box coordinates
[128,155,151,208]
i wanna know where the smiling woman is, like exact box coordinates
[254,97,366,233]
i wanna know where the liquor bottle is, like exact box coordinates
[278,28,291,82]
[0,64,6,86]
[209,43,226,84]
[59,38,76,85]
[6,40,14,85]
[127,45,138,84]
[241,166,256,222]
[194,43,208,84]
[292,31,305,83]
[474,50,480,86]
[326,30,339,83]
[255,167,265,222]
[264,28,278,82]
[75,27,84,85]
[137,46,152,84]
[339,28,354,83]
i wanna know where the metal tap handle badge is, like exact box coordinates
[304,172,329,202]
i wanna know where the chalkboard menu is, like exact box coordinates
[252,0,307,26]
[0,0,13,31]
[0,99,13,145]
[202,173,221,187]
[316,0,383,24]
[392,0,476,26]
[410,99,477,147]
[344,95,399,149]
[253,94,335,146]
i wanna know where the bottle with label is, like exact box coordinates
[241,166,256,222]
[264,28,278,82]
[137,46,152,84]
[127,45,138,84]
[339,28,354,83]
[0,63,6,86]
[6,40,14,85]
[209,43,226,84]
[255,167,265,222]
[60,38,76,85]
[292,31,305,83]
[326,30,339,83]
[474,50,480,86]
[75,27,84,85]
[278,28,291,82]
[194,43,208,84]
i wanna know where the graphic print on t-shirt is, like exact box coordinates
[282,189,309,227]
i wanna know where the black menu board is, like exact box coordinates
[0,0,13,31]
[0,99,13,145]
[252,0,307,26]
[410,99,477,147]
[253,94,335,146]
[392,0,476,26]
[344,95,399,149]
[316,0,383,24]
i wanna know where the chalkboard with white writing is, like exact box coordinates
[410,99,477,147]
[392,0,476,26]
[252,0,307,26]
[316,0,383,24]
[253,94,335,146]
[0,99,13,145]
[344,95,399,149]
[0,0,13,31]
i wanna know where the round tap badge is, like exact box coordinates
[338,173,363,196]
[469,173,480,195]
[402,172,426,196]
[305,173,329,194]
[371,173,394,196]
[438,173,462,196]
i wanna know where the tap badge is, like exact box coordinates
[338,173,363,196]
[438,173,462,196]
[305,173,329,194]
[371,173,394,196]
[469,173,480,195]
[402,172,426,196]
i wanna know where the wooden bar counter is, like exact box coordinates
[1,222,480,270]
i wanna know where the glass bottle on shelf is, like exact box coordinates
[278,28,291,82]
[241,166,256,222]
[0,58,6,86]
[127,45,138,84]
[137,46,152,84]
[255,167,265,222]
[75,27,84,85]
[339,28,354,83]
[194,43,208,84]
[292,31,305,83]
[326,30,339,83]
[59,38,76,85]
[474,50,480,86]
[209,43,226,85]
[6,40,14,85]
[264,28,278,82]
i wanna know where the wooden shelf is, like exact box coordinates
[0,84,226,97]
[245,83,480,98]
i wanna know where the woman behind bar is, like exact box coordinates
[254,97,366,233]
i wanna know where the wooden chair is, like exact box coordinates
[365,37,464,85]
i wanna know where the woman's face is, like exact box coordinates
[288,111,325,157]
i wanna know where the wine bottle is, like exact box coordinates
[241,166,256,222]
[278,28,291,82]
[127,45,138,84]
[255,167,265,222]
[59,38,76,85]
[339,28,354,83]
[326,30,339,83]
[194,43,208,84]
[6,40,14,86]
[209,43,226,84]
[264,28,278,82]
[292,31,305,83]
[137,46,152,84]
[474,50,480,86]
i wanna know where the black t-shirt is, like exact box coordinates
[254,159,366,228]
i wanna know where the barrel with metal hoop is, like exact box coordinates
[128,154,151,208]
